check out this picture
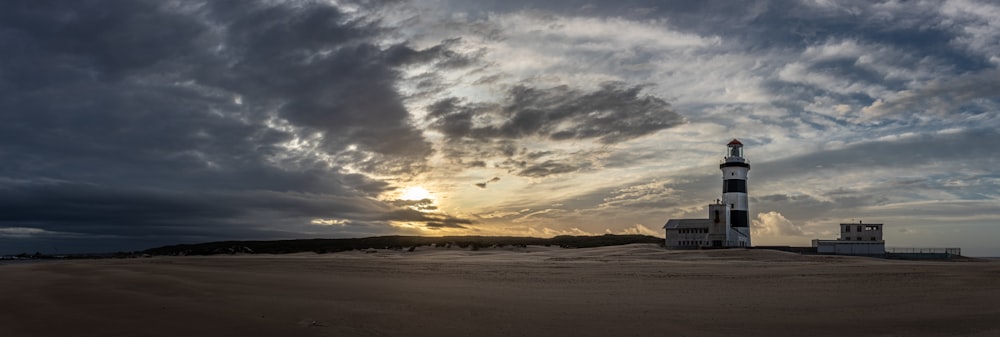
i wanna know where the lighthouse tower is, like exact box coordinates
[720,139,751,246]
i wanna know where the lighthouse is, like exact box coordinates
[663,139,752,248]
[720,139,751,246]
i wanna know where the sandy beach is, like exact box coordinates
[2,244,998,337]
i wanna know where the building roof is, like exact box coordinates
[728,139,742,145]
[662,219,709,229]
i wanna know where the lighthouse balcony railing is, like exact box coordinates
[886,247,961,255]
[719,159,750,168]
[720,158,749,164]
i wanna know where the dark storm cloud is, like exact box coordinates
[427,82,684,144]
[0,0,444,175]
[0,179,405,238]
[389,37,482,70]
[0,181,240,231]
[0,0,469,252]
[203,1,439,175]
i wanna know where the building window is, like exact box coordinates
[845,226,851,232]
[857,225,862,232]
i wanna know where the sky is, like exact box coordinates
[1,0,998,256]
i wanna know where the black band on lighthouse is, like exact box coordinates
[730,210,749,227]
[723,179,747,193]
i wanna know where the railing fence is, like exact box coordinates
[886,247,961,255]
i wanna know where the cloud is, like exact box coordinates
[390,198,438,211]
[752,211,804,237]
[859,69,1000,122]
[422,81,684,179]
[0,227,89,239]
[0,179,410,239]
[424,221,469,229]
[0,0,473,248]
[600,181,678,209]
[427,82,684,144]
[310,219,350,226]
[2,0,1000,254]
[615,224,659,236]
[526,226,593,237]
[474,177,501,189]
[518,161,582,178]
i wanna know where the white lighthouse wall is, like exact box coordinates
[721,167,749,179]
[707,204,730,235]
[722,194,748,210]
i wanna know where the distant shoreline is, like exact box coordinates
[142,234,665,256]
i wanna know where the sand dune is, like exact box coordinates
[2,244,998,337]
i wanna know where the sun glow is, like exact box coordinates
[399,186,433,201]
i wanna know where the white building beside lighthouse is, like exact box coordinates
[662,139,752,248]
[811,222,885,255]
